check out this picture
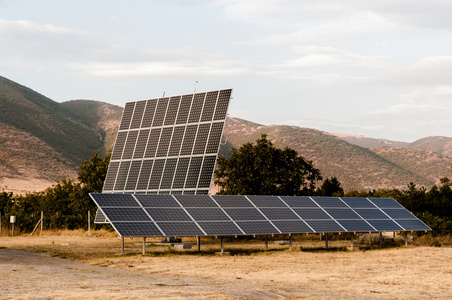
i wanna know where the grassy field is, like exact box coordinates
[1,230,451,299]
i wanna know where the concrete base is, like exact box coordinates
[215,252,230,256]
[173,243,193,250]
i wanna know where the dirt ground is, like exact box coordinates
[1,233,451,299]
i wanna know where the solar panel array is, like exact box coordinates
[90,194,431,237]
[102,89,232,195]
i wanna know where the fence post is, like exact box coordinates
[88,211,91,235]
[40,211,43,237]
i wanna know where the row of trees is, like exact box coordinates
[1,134,451,235]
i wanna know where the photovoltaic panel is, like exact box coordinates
[146,208,192,221]
[125,160,142,190]
[103,162,120,191]
[340,197,376,208]
[185,157,202,188]
[119,102,134,130]
[180,125,197,155]
[113,222,163,237]
[279,196,318,207]
[198,156,217,188]
[129,100,146,129]
[205,122,224,153]
[247,195,286,207]
[235,221,279,235]
[156,222,204,236]
[211,195,252,207]
[176,95,192,124]
[197,221,243,235]
[144,128,162,158]
[367,219,404,231]
[167,126,185,156]
[172,157,190,189]
[381,209,417,219]
[136,160,153,190]
[114,161,131,191]
[122,131,139,159]
[200,91,218,122]
[192,123,210,154]
[133,129,150,159]
[223,208,267,221]
[141,99,157,128]
[148,159,165,189]
[272,220,313,233]
[160,158,177,189]
[155,127,173,157]
[91,194,431,236]
[188,93,205,123]
[164,96,181,126]
[370,198,404,208]
[152,98,169,127]
[213,89,232,120]
[111,132,127,160]
[312,197,348,208]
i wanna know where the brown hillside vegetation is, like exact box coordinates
[222,117,434,191]
[0,122,76,193]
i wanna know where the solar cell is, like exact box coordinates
[382,209,417,219]
[248,195,286,207]
[366,219,404,231]
[305,220,344,232]
[279,196,318,207]
[311,197,348,208]
[198,156,216,188]
[292,208,331,220]
[192,123,210,154]
[174,194,217,207]
[125,160,142,190]
[156,222,204,236]
[111,131,128,160]
[336,220,375,232]
[156,127,173,157]
[133,130,150,159]
[353,208,389,220]
[272,220,313,233]
[135,194,180,207]
[185,157,202,188]
[186,208,230,221]
[140,99,157,128]
[223,208,266,221]
[211,195,253,207]
[122,131,139,159]
[145,208,192,221]
[235,221,279,235]
[103,161,120,191]
[91,193,139,207]
[114,161,131,190]
[205,122,224,154]
[259,208,300,220]
[119,102,135,130]
[187,93,205,123]
[164,96,181,125]
[180,125,197,155]
[197,221,243,235]
[200,91,218,122]
[213,89,232,120]
[167,126,185,156]
[175,95,192,124]
[113,222,162,237]
[102,207,151,221]
[148,159,165,189]
[129,100,146,129]
[323,208,361,220]
[396,219,430,231]
[152,97,169,126]
[369,198,404,209]
[160,158,177,189]
[136,160,153,190]
[172,157,190,189]
[340,197,376,208]
[144,128,162,158]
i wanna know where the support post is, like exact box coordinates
[289,234,293,251]
[143,237,146,255]
[325,233,328,249]
[0,212,2,236]
[12,223,14,237]
[350,234,354,250]
[88,211,90,236]
[379,232,383,248]
[40,211,43,237]
[265,235,268,250]
[197,236,201,251]
[121,237,125,255]
[220,236,224,253]
[404,232,408,246]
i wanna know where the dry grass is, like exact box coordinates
[1,231,452,299]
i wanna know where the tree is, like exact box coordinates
[214,134,322,195]
[78,151,111,193]
[318,177,344,196]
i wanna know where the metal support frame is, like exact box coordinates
[404,232,408,246]
[88,211,90,235]
[379,232,383,248]
[350,234,354,250]
[40,211,43,237]
[325,233,328,249]
[121,237,125,255]
[265,235,268,250]
[143,237,146,255]
[197,236,201,251]
[220,236,224,253]
[289,234,293,250]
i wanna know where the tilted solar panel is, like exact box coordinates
[91,194,431,237]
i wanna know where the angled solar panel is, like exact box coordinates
[91,194,431,237]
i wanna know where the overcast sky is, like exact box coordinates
[1,1,452,142]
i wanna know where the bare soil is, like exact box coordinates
[1,233,451,299]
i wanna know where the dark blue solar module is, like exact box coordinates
[91,194,431,237]
[369,198,404,208]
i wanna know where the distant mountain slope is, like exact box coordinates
[0,76,104,164]
[408,136,452,157]
[61,100,122,153]
[222,117,445,191]
[331,133,408,149]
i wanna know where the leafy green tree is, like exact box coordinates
[214,134,322,195]
[78,151,111,192]
[317,177,344,196]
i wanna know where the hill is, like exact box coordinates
[0,76,120,193]
[221,117,452,191]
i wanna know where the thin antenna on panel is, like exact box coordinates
[194,81,198,94]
